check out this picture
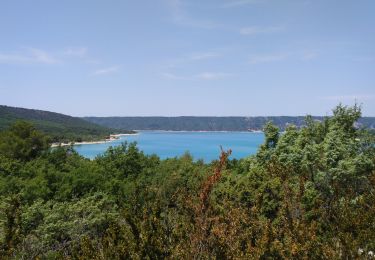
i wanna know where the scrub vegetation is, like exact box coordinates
[0,104,374,259]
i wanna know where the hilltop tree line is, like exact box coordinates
[0,105,135,143]
[0,105,374,259]
[83,114,375,132]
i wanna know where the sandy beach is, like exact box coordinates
[51,133,138,148]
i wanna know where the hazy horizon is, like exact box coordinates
[0,0,374,116]
[2,103,375,118]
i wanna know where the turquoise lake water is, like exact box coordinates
[74,131,265,161]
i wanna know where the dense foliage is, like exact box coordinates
[0,105,133,143]
[84,115,375,131]
[0,105,374,259]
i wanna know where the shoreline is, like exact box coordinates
[135,130,264,133]
[51,133,138,148]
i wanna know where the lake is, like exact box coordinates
[74,131,264,161]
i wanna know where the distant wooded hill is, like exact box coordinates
[0,105,131,142]
[83,116,375,131]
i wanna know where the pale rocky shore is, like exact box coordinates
[51,133,137,148]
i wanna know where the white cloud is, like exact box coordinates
[189,52,220,61]
[93,66,120,76]
[0,48,59,65]
[240,26,284,35]
[194,72,234,80]
[249,53,288,64]
[64,47,88,57]
[28,48,59,64]
[221,0,265,8]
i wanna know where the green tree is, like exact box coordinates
[0,121,49,161]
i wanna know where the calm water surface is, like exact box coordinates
[74,131,264,161]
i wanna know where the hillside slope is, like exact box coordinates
[83,116,375,131]
[0,105,126,142]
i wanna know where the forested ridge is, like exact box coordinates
[84,115,375,131]
[0,105,133,143]
[0,104,374,259]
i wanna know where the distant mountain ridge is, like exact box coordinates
[2,105,373,140]
[0,105,125,142]
[83,116,375,131]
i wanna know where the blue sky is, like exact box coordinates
[0,0,374,116]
